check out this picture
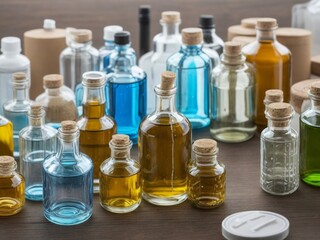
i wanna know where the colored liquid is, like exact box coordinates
[0,119,13,156]
[75,84,84,116]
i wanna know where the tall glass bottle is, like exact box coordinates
[242,18,292,132]
[139,71,191,206]
[77,71,116,193]
[43,121,93,225]
[139,5,151,57]
[0,116,13,156]
[300,82,320,186]
[167,28,212,128]
[3,72,31,158]
[100,134,141,213]
[0,156,25,216]
[210,42,256,143]
[106,32,146,144]
[19,103,57,201]
[261,102,299,195]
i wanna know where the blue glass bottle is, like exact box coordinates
[106,32,147,144]
[43,121,93,225]
[167,28,212,128]
[3,72,31,159]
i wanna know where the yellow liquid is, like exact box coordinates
[0,119,14,156]
[244,40,291,131]
[0,173,25,216]
[139,116,191,206]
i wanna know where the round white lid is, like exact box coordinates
[1,37,21,53]
[104,25,123,41]
[222,210,289,240]
[43,19,56,30]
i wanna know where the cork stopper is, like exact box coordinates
[193,139,217,155]
[13,72,27,82]
[61,120,78,133]
[161,11,181,24]
[310,82,320,97]
[256,18,278,30]
[160,71,176,90]
[30,103,43,116]
[82,71,106,87]
[267,102,293,118]
[224,41,242,56]
[0,156,16,175]
[182,28,203,45]
[111,134,130,146]
[70,29,92,43]
[43,74,63,89]
[241,18,259,29]
[265,89,283,104]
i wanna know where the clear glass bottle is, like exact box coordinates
[139,71,191,206]
[0,37,30,115]
[300,82,320,186]
[35,74,78,129]
[19,103,57,201]
[260,102,299,195]
[3,72,31,159]
[100,134,141,213]
[0,116,13,156]
[0,156,25,216]
[210,42,256,143]
[77,71,117,193]
[43,121,93,225]
[106,32,146,144]
[187,139,226,209]
[242,18,292,132]
[167,28,212,128]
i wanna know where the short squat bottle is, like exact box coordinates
[210,42,256,143]
[0,156,25,216]
[167,28,212,128]
[3,72,31,158]
[0,115,14,157]
[43,121,93,225]
[100,134,141,213]
[261,102,299,195]
[139,71,191,206]
[19,103,57,201]
[187,139,226,209]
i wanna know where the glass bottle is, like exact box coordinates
[77,71,117,193]
[3,72,31,159]
[261,102,299,195]
[210,42,256,143]
[139,5,151,57]
[187,139,226,209]
[139,71,191,206]
[0,37,30,115]
[167,28,212,128]
[100,134,141,213]
[19,103,57,201]
[0,115,13,156]
[0,156,25,216]
[43,121,93,225]
[106,32,147,144]
[300,82,320,186]
[242,18,292,132]
[35,74,78,129]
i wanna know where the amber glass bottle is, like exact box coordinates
[0,116,13,156]
[77,71,116,193]
[242,18,291,131]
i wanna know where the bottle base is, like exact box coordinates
[26,184,43,201]
[210,127,256,143]
[261,185,299,196]
[142,192,187,206]
[301,173,320,187]
[190,197,225,209]
[0,197,24,216]
[100,198,141,213]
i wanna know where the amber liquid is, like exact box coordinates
[0,120,14,156]
[139,116,191,206]
[244,40,291,131]
[78,101,116,192]
[0,173,25,216]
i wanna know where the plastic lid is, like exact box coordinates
[43,19,56,30]
[199,15,215,29]
[139,5,150,15]
[222,211,289,240]
[114,31,130,45]
[1,37,21,53]
[182,28,203,45]
[103,25,123,41]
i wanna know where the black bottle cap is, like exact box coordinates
[199,15,215,29]
[114,31,130,45]
[139,5,150,15]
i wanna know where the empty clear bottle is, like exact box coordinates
[0,115,13,156]
[106,32,147,144]
[260,102,299,195]
[100,134,141,213]
[167,28,212,128]
[3,72,31,159]
[43,121,93,225]
[19,103,57,201]
[210,42,255,143]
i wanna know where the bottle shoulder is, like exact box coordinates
[100,158,140,176]
[0,172,24,188]
[3,100,31,113]
[261,128,299,142]
[0,54,30,71]
[189,162,226,177]
[301,109,320,127]
[243,41,291,59]
[167,49,211,69]
[77,116,116,131]
[19,125,58,141]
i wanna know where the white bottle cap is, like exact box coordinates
[43,19,56,30]
[222,210,289,240]
[103,25,123,41]
[1,37,21,53]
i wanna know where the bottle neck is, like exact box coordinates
[267,118,292,132]
[57,133,81,163]
[111,147,131,160]
[194,153,218,166]
[104,40,115,50]
[12,83,29,102]
[202,28,215,44]
[182,44,202,55]
[161,22,180,37]
[155,92,176,113]
[112,44,136,71]
[256,29,276,42]
[28,114,45,127]
[82,85,106,118]
[310,96,320,111]
[46,88,62,96]
[69,41,92,51]
[221,54,245,67]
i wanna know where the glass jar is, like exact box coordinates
[0,115,14,156]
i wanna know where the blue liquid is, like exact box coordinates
[75,83,84,117]
[102,55,111,71]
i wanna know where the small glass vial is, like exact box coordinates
[187,139,226,209]
[3,72,31,159]
[19,103,57,201]
[261,102,299,195]
[36,74,77,129]
[139,71,191,206]
[0,115,14,157]
[43,121,93,225]
[100,134,141,213]
[0,156,25,216]
[210,42,256,142]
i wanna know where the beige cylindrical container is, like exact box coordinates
[276,28,312,85]
[311,55,320,76]
[24,19,66,99]
[227,18,258,41]
[232,36,256,47]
